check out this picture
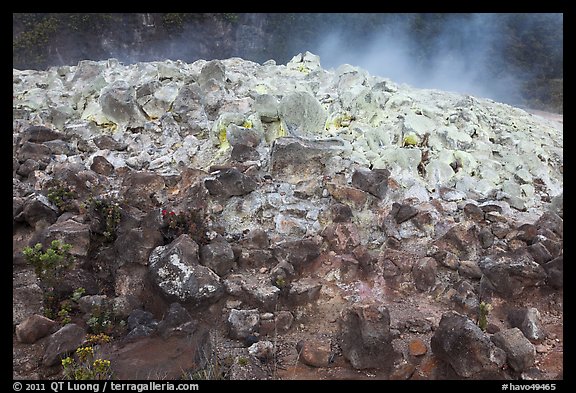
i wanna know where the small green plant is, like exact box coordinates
[62,346,112,380]
[85,196,121,242]
[57,301,73,325]
[274,277,286,288]
[237,357,249,366]
[478,301,493,331]
[71,287,86,302]
[23,240,74,288]
[46,180,77,212]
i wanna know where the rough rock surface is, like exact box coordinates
[12,53,562,380]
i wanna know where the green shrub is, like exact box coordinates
[62,346,112,380]
[23,240,74,288]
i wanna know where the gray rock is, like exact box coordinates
[148,235,224,305]
[269,137,346,183]
[204,168,257,198]
[127,309,158,331]
[198,60,226,89]
[543,256,562,289]
[508,308,546,342]
[248,340,274,360]
[115,227,164,266]
[42,323,86,366]
[351,167,390,199]
[479,229,494,248]
[458,260,483,280]
[16,314,59,344]
[18,142,51,165]
[77,295,108,314]
[199,236,236,277]
[231,144,260,162]
[272,237,322,269]
[491,328,536,372]
[254,94,279,122]
[13,269,44,327]
[18,194,58,229]
[451,280,479,316]
[288,278,322,305]
[478,249,547,298]
[157,302,193,338]
[463,203,485,222]
[227,309,260,340]
[279,91,327,136]
[391,203,419,224]
[430,311,506,378]
[99,80,147,125]
[330,203,353,223]
[16,159,40,177]
[535,211,563,239]
[338,304,400,370]
[412,257,437,291]
[226,124,262,148]
[45,219,90,257]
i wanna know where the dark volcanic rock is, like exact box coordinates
[204,167,257,198]
[430,311,506,378]
[338,303,400,370]
[491,328,536,372]
[148,234,223,305]
[199,236,236,277]
[351,167,390,199]
[412,257,437,292]
[507,308,547,342]
[42,323,86,366]
[391,202,419,224]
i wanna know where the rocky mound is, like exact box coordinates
[13,52,563,380]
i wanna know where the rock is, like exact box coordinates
[463,203,485,222]
[254,94,279,122]
[269,137,346,183]
[227,309,260,340]
[13,270,44,327]
[272,237,321,270]
[515,223,539,244]
[241,229,270,249]
[148,235,224,305]
[16,159,40,177]
[226,124,262,147]
[77,295,108,314]
[430,311,506,378]
[204,168,257,198]
[102,327,211,380]
[390,362,416,380]
[16,314,59,344]
[321,222,361,253]
[391,202,419,224]
[90,156,115,175]
[279,91,327,137]
[156,302,194,338]
[478,249,547,298]
[434,222,481,261]
[543,256,563,289]
[198,59,226,89]
[451,279,480,316]
[288,278,322,305]
[458,260,483,279]
[351,167,390,199]
[99,80,147,126]
[126,309,158,339]
[115,226,164,266]
[199,236,235,277]
[338,304,399,370]
[325,183,369,210]
[19,194,58,229]
[508,308,546,342]
[248,340,274,361]
[93,135,128,151]
[534,211,563,239]
[479,229,494,248]
[18,142,51,166]
[231,144,260,162]
[412,257,437,291]
[409,338,428,356]
[296,339,333,367]
[330,203,353,223]
[42,323,86,366]
[491,328,536,372]
[45,219,90,257]
[227,354,269,380]
[121,171,165,211]
[22,125,64,143]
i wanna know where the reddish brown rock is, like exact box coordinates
[409,338,428,356]
[296,339,332,368]
[16,315,59,344]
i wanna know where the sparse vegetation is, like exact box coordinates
[23,240,74,289]
[85,196,122,242]
[62,346,112,380]
[477,301,493,331]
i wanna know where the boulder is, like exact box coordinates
[99,80,147,126]
[148,235,224,305]
[279,91,327,137]
[204,168,257,198]
[507,308,546,342]
[296,339,333,367]
[199,236,236,277]
[351,167,391,199]
[42,323,86,366]
[45,219,90,257]
[16,314,59,344]
[412,257,437,291]
[321,222,361,253]
[272,237,322,270]
[338,304,399,370]
[491,328,536,372]
[430,311,506,378]
[227,309,260,340]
